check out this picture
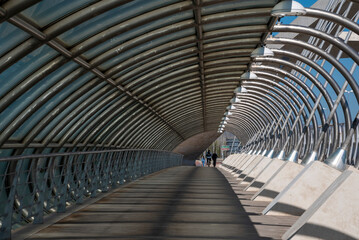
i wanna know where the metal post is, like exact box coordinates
[301,12,359,164]
[0,160,23,239]
[287,86,329,163]
[324,111,359,171]
[230,136,236,155]
[255,122,275,155]
[33,157,53,224]
[267,110,293,158]
[276,105,306,160]
[260,117,283,156]
[263,115,284,155]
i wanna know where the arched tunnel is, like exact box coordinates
[0,0,359,239]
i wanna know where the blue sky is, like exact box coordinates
[298,0,318,7]
[276,0,358,124]
[280,0,318,24]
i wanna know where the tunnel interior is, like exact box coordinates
[0,0,359,236]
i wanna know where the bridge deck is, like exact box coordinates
[19,166,296,239]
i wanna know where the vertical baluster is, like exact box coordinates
[33,157,53,224]
[90,153,102,198]
[77,153,91,204]
[111,152,121,187]
[101,152,112,192]
[0,159,23,239]
[57,155,73,213]
[119,151,128,184]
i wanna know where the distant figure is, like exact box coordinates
[201,155,205,166]
[212,152,218,167]
[206,150,212,167]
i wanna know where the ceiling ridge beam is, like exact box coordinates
[7,15,186,142]
[192,0,207,132]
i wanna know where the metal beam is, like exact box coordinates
[192,0,207,131]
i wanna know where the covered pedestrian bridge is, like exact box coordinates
[0,0,359,239]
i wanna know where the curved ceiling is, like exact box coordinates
[0,0,278,152]
[0,0,358,164]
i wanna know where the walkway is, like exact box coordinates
[218,168,299,239]
[14,166,268,240]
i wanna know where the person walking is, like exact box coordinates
[212,152,218,167]
[201,155,205,166]
[206,150,212,167]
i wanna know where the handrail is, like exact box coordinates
[0,149,183,239]
[0,149,183,162]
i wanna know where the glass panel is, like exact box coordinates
[203,17,270,32]
[202,0,277,15]
[35,81,106,141]
[68,96,124,142]
[41,148,53,154]
[53,89,116,142]
[0,149,12,177]
[0,45,58,99]
[138,77,200,99]
[0,61,78,133]
[21,0,97,28]
[99,28,195,70]
[0,149,12,214]
[91,119,115,142]
[204,44,256,54]
[0,22,30,57]
[11,72,96,140]
[82,10,193,60]
[78,97,130,143]
[203,33,262,44]
[113,43,197,81]
[58,0,180,46]
[96,103,140,143]
[123,54,198,90]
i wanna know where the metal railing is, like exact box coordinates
[231,0,359,169]
[0,149,183,239]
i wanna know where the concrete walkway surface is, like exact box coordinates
[219,168,299,239]
[17,166,293,239]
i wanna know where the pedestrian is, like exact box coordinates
[212,152,218,167]
[206,150,212,167]
[201,155,205,166]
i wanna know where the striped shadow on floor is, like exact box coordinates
[18,166,272,240]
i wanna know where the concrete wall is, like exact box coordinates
[283,167,359,240]
[263,161,341,216]
[253,162,304,202]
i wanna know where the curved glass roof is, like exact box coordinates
[0,0,276,153]
[0,0,358,164]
